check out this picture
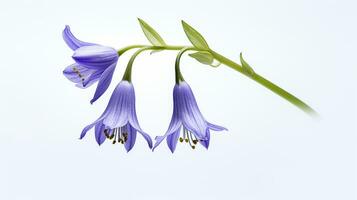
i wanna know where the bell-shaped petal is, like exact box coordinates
[80,115,106,140]
[166,128,181,153]
[177,82,208,139]
[152,94,181,151]
[72,45,118,70]
[153,81,227,152]
[94,122,107,145]
[207,122,228,131]
[62,26,119,103]
[77,69,103,88]
[90,63,116,104]
[129,114,153,149]
[124,124,137,152]
[63,25,96,50]
[79,81,152,151]
[101,81,133,127]
[63,63,100,88]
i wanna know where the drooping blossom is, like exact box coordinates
[62,25,118,103]
[80,81,152,152]
[153,81,227,153]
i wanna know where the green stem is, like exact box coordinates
[122,47,151,82]
[175,47,197,83]
[210,50,317,116]
[117,45,187,56]
[121,45,193,82]
[117,45,147,56]
[117,44,316,116]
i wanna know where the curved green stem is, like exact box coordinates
[117,44,316,116]
[117,45,147,56]
[175,47,197,83]
[121,45,194,82]
[122,47,152,82]
[209,50,317,116]
[117,45,188,56]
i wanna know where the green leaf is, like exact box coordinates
[138,18,166,46]
[189,51,213,64]
[240,53,255,77]
[181,20,209,50]
[189,51,221,67]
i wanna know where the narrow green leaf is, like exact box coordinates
[181,20,209,50]
[189,51,221,67]
[189,51,213,64]
[240,53,255,77]
[138,18,166,46]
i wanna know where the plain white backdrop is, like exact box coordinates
[0,0,356,199]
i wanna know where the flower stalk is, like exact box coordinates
[175,47,196,83]
[117,44,316,115]
[121,45,197,82]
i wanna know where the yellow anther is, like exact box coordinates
[179,137,184,142]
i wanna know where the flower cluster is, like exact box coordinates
[62,20,315,153]
[62,25,227,152]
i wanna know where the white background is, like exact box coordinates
[1,0,356,199]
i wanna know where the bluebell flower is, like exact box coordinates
[80,81,153,152]
[62,25,118,104]
[153,81,227,153]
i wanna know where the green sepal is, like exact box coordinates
[240,52,255,77]
[189,51,220,67]
[181,20,210,50]
[138,18,166,46]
